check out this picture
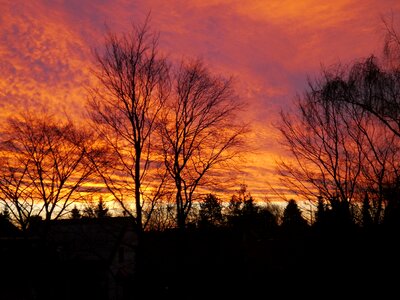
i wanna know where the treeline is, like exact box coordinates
[32,182,399,234]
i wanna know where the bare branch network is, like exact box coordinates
[0,19,247,232]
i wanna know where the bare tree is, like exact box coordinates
[353,109,400,224]
[332,17,400,140]
[277,75,365,208]
[0,112,94,231]
[159,60,246,229]
[277,61,400,225]
[88,18,170,233]
[344,56,400,138]
[0,143,34,232]
[145,193,176,231]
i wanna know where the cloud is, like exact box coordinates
[1,0,399,198]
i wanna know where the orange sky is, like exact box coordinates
[1,0,400,200]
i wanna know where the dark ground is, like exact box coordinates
[137,227,400,299]
[1,226,399,299]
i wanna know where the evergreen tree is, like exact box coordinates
[0,206,10,220]
[361,193,373,228]
[226,184,253,218]
[82,197,110,218]
[225,185,274,235]
[281,199,308,230]
[70,205,81,219]
[330,195,354,229]
[199,194,223,228]
[95,197,110,218]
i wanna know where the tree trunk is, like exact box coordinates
[135,144,142,233]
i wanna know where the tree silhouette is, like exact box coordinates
[88,17,170,233]
[314,196,325,226]
[226,184,254,221]
[361,193,373,228]
[0,205,19,237]
[160,60,246,230]
[198,194,223,228]
[277,77,363,208]
[82,204,95,218]
[0,206,10,220]
[145,194,175,231]
[0,111,95,232]
[70,205,81,219]
[382,182,400,228]
[225,185,278,234]
[81,197,111,218]
[95,197,110,218]
[330,196,353,229]
[295,22,400,218]
[277,55,400,226]
[281,199,308,231]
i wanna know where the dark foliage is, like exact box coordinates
[198,194,223,228]
[281,199,308,234]
[70,205,81,219]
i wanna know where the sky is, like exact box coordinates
[1,0,400,200]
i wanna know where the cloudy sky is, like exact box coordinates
[1,0,399,199]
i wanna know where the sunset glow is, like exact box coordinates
[1,0,400,200]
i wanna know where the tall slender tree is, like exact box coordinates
[88,18,170,233]
[159,60,246,229]
[277,75,366,208]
